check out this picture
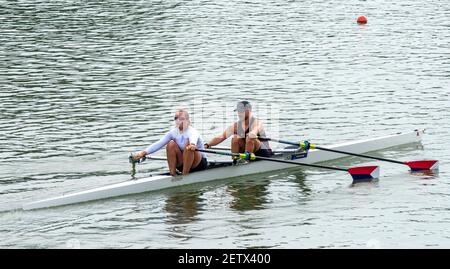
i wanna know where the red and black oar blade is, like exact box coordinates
[347,166,380,181]
[403,160,439,171]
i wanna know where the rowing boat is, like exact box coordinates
[22,129,426,210]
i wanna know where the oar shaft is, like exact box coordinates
[197,149,379,180]
[260,137,405,165]
[250,155,348,172]
[313,146,405,165]
[146,156,167,161]
[210,146,231,151]
[199,149,239,157]
[197,149,347,172]
[263,138,298,147]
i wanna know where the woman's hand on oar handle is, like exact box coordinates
[129,151,147,163]
[186,144,198,151]
[134,151,147,159]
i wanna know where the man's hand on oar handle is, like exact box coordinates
[247,132,258,139]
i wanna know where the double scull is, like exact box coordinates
[22,129,430,210]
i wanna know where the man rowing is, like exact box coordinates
[131,109,208,176]
[204,101,272,161]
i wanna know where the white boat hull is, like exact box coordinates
[22,129,425,210]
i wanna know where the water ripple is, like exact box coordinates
[1,0,449,248]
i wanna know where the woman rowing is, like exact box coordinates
[131,109,208,176]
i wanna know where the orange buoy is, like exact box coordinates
[357,16,367,24]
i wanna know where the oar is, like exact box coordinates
[258,137,439,171]
[197,149,379,181]
[210,146,232,151]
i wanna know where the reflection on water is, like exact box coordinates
[164,191,204,225]
[350,179,380,188]
[411,169,439,180]
[227,168,311,211]
[161,168,312,225]
[287,169,311,196]
[227,180,270,211]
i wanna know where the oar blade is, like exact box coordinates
[347,166,380,181]
[404,160,439,171]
